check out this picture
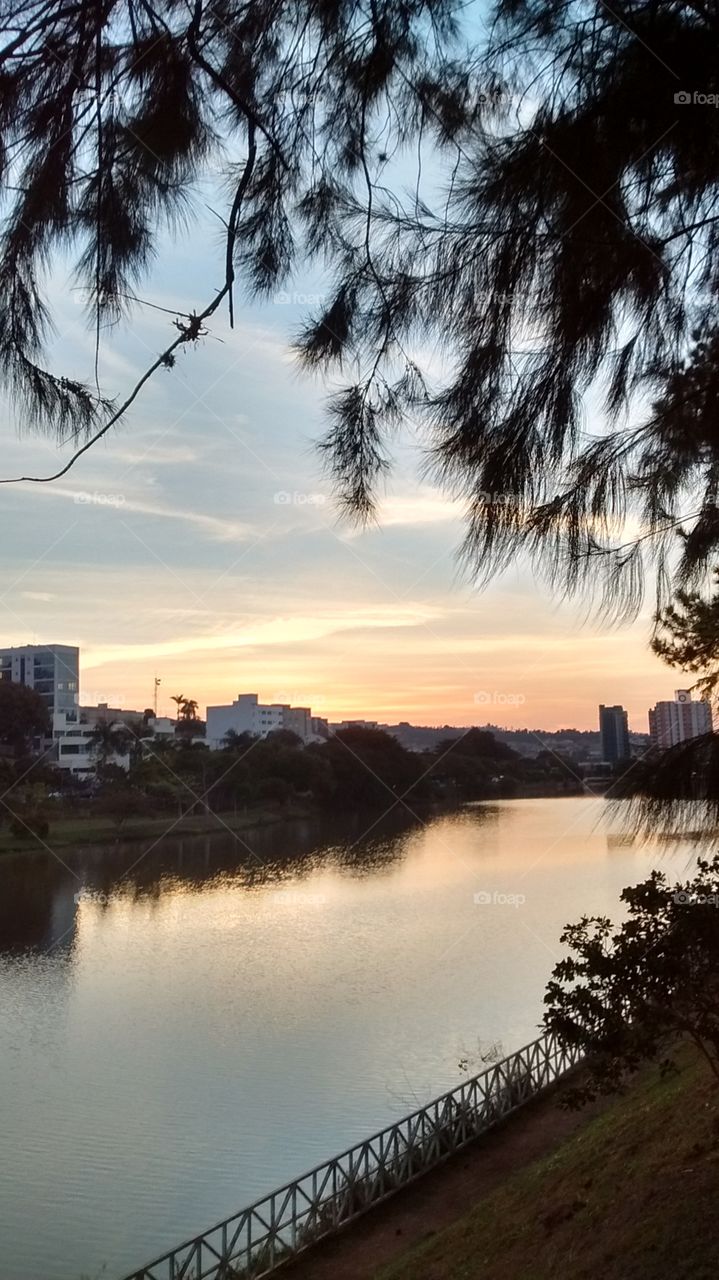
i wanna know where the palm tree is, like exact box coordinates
[87,720,131,770]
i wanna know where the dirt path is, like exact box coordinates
[279,1086,607,1280]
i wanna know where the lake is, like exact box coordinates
[0,796,701,1279]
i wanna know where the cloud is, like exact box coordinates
[17,483,258,543]
[82,603,442,669]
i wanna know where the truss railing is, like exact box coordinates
[121,1031,580,1280]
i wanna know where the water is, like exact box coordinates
[0,797,702,1279]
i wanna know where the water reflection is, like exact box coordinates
[0,797,706,1280]
[0,805,446,958]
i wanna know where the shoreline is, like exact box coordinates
[0,802,316,856]
[0,785,585,858]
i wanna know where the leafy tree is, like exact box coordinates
[222,729,257,752]
[614,574,719,813]
[296,1,719,616]
[96,786,152,829]
[652,572,719,702]
[172,695,204,743]
[438,729,517,762]
[0,680,49,757]
[544,857,719,1107]
[87,718,132,770]
[256,775,292,805]
[315,727,426,807]
[4,782,51,839]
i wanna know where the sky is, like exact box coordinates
[0,185,676,733]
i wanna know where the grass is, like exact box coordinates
[379,1048,719,1280]
[0,802,313,854]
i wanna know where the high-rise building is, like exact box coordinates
[0,643,80,742]
[648,690,712,750]
[598,704,630,763]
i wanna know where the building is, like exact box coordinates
[598,704,630,763]
[0,643,80,743]
[206,693,326,747]
[79,702,144,731]
[648,690,712,750]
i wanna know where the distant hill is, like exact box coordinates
[359,721,650,759]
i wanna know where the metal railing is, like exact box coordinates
[121,1031,580,1280]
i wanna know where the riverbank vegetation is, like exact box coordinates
[0,711,584,850]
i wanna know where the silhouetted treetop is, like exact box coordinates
[0,0,473,467]
[4,0,719,620]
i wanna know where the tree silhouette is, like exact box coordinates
[0,681,49,757]
[87,719,132,768]
[544,857,719,1106]
[0,0,472,481]
[5,1,717,616]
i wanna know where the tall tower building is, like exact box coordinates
[0,644,80,742]
[599,704,630,763]
[648,689,712,750]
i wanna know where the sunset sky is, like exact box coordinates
[1,203,675,734]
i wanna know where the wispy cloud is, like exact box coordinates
[82,604,442,669]
[17,483,258,542]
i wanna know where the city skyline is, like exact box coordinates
[0,636,691,737]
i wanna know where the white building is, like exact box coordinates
[206,693,326,747]
[56,726,102,775]
[648,689,713,750]
[0,643,80,744]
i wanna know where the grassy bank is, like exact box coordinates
[380,1048,719,1280]
[0,802,315,854]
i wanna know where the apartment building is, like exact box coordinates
[648,689,713,750]
[0,643,80,739]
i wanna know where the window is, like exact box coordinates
[60,745,81,755]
